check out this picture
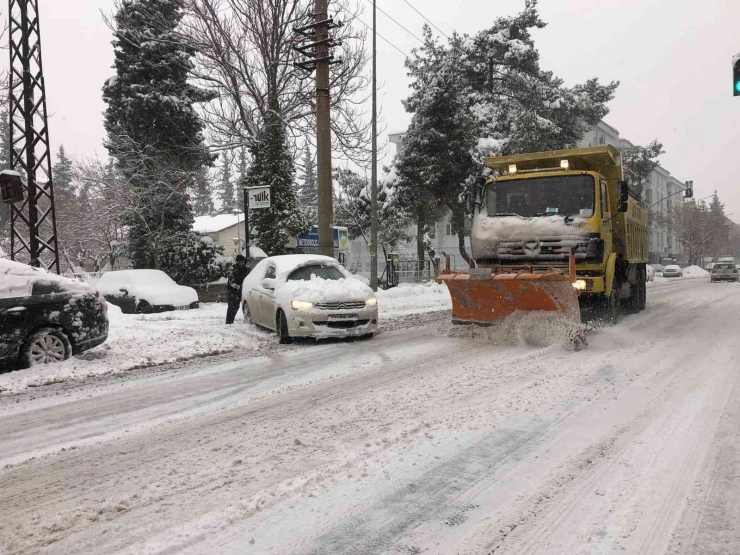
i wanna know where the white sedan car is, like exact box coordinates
[241,255,378,343]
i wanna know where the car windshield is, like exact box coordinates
[486,175,595,218]
[715,264,734,269]
[287,264,345,281]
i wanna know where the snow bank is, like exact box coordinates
[377,281,452,316]
[96,270,198,306]
[682,265,710,278]
[0,303,268,394]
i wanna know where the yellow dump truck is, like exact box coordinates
[437,145,649,325]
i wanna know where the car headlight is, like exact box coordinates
[291,300,314,311]
[572,279,587,291]
[365,297,377,307]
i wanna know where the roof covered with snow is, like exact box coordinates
[193,213,244,234]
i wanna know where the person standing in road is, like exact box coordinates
[226,254,249,325]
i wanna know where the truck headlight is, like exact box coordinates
[291,300,314,311]
[573,279,587,291]
[366,297,377,307]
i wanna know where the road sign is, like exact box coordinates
[246,186,271,209]
[297,226,349,251]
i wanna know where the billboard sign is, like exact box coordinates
[246,186,271,209]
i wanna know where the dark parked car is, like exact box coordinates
[96,270,199,314]
[1,259,109,370]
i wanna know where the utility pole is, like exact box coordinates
[370,0,378,291]
[7,0,60,272]
[314,0,333,257]
[293,2,342,258]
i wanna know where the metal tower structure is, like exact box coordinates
[8,0,59,272]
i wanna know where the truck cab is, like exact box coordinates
[467,145,649,320]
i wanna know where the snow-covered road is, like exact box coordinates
[1,278,739,554]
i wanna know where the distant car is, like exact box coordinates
[241,254,378,343]
[662,265,683,278]
[1,258,108,369]
[96,270,199,314]
[710,263,739,283]
[646,265,655,282]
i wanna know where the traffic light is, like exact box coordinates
[684,180,693,198]
[735,54,740,96]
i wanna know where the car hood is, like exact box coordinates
[276,276,374,306]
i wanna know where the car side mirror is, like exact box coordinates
[618,180,629,213]
[119,288,128,296]
[261,278,276,290]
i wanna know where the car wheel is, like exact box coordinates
[136,300,153,314]
[598,283,620,326]
[276,309,293,344]
[242,300,252,324]
[22,328,71,367]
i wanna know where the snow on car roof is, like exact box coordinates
[0,257,93,298]
[267,254,340,277]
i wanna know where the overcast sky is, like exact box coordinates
[37,0,740,221]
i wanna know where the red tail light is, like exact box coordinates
[734,270,738,274]
[712,270,717,274]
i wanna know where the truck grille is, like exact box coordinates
[495,235,587,261]
[315,301,366,310]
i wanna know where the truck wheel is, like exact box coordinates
[599,285,620,326]
[625,266,647,314]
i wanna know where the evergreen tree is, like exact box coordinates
[243,110,309,255]
[393,2,618,264]
[218,153,236,212]
[192,166,214,216]
[52,145,76,207]
[622,140,664,198]
[298,146,318,224]
[102,0,215,270]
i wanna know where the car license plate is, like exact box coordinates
[328,313,358,321]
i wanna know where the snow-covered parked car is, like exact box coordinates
[662,264,683,278]
[96,270,199,314]
[242,255,378,343]
[1,258,109,369]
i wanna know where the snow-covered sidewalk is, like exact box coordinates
[0,282,452,394]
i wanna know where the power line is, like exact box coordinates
[356,17,411,60]
[363,0,425,46]
[400,0,450,40]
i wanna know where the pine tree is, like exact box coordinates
[102,0,215,270]
[192,166,214,216]
[622,140,664,198]
[298,146,318,224]
[243,110,309,255]
[218,153,236,213]
[52,145,75,207]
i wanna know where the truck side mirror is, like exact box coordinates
[618,181,629,213]
[464,191,474,216]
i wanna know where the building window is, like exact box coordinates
[645,190,653,204]
[445,223,453,236]
[599,135,606,145]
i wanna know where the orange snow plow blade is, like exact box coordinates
[437,253,581,325]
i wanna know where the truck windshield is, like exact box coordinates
[486,175,595,218]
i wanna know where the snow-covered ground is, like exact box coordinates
[2,277,738,555]
[0,282,451,394]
